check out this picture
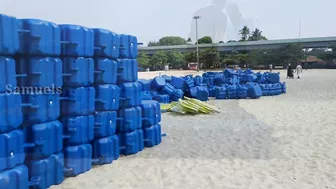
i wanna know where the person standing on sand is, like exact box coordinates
[296,64,303,79]
[287,63,293,79]
[269,64,273,72]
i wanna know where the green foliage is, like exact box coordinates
[148,36,187,46]
[149,51,168,68]
[166,50,186,68]
[239,26,250,41]
[137,52,150,68]
[227,40,237,43]
[197,36,213,44]
[248,28,267,41]
[184,52,197,63]
[200,48,221,68]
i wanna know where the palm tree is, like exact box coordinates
[249,28,266,41]
[239,26,250,41]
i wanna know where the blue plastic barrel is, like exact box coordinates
[0,57,17,93]
[215,86,227,99]
[18,19,60,56]
[61,87,95,116]
[17,57,63,88]
[190,86,209,101]
[22,93,60,124]
[95,84,120,111]
[92,135,119,165]
[0,165,29,189]
[246,83,262,99]
[171,89,184,101]
[153,94,170,103]
[119,82,141,108]
[226,85,237,99]
[162,83,175,96]
[119,129,144,155]
[171,76,184,89]
[23,120,63,159]
[92,29,120,59]
[62,57,94,87]
[117,106,142,133]
[236,85,248,99]
[94,58,118,85]
[93,111,117,138]
[64,144,92,177]
[0,14,19,55]
[117,59,138,83]
[59,24,94,57]
[137,79,152,91]
[193,76,203,86]
[151,77,166,91]
[119,35,138,59]
[0,130,25,172]
[61,115,94,146]
[143,124,162,147]
[0,93,23,133]
[281,82,287,93]
[25,152,64,189]
[140,100,161,127]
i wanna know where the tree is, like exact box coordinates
[197,36,213,44]
[149,51,168,68]
[249,28,267,41]
[137,52,150,68]
[184,52,197,63]
[166,50,186,69]
[200,48,221,68]
[148,36,187,46]
[239,26,250,41]
[227,40,237,43]
[187,38,192,43]
[219,41,224,43]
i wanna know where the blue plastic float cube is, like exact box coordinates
[117,59,138,83]
[62,57,94,87]
[0,165,29,189]
[61,115,94,146]
[94,111,117,138]
[22,93,60,124]
[25,152,64,189]
[92,29,120,59]
[64,144,92,177]
[92,135,119,165]
[117,107,142,133]
[16,57,63,88]
[94,58,118,85]
[59,24,94,57]
[119,82,141,108]
[143,124,162,147]
[23,120,63,159]
[61,87,95,116]
[0,14,19,55]
[0,93,23,133]
[140,100,161,128]
[18,19,60,56]
[95,84,120,111]
[0,57,17,93]
[119,129,144,155]
[0,130,25,172]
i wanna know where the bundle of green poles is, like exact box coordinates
[160,97,220,114]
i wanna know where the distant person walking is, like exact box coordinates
[269,64,273,72]
[296,64,303,79]
[287,63,294,79]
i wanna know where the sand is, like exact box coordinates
[53,69,336,189]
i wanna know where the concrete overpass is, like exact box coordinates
[139,36,336,54]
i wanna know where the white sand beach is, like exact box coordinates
[53,69,336,189]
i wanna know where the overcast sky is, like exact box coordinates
[1,0,335,43]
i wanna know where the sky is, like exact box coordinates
[1,0,335,44]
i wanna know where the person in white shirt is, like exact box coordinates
[296,64,303,79]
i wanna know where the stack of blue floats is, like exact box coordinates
[117,35,145,155]
[59,24,95,178]
[0,13,163,189]
[139,69,286,102]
